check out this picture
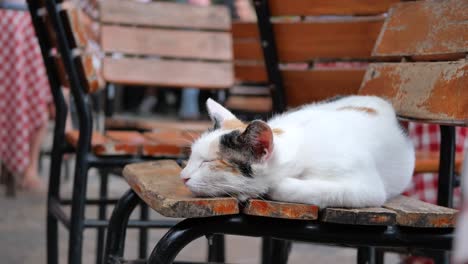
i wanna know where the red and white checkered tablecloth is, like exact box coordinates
[0,9,51,176]
[405,123,467,207]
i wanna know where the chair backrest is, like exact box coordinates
[27,0,102,94]
[246,0,400,111]
[99,0,233,89]
[31,0,234,95]
[358,0,468,126]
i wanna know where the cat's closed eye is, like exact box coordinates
[199,160,215,168]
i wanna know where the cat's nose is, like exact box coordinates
[182,178,190,184]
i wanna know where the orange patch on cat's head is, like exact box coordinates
[338,106,377,115]
[272,128,284,135]
[210,159,240,174]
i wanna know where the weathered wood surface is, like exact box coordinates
[269,0,399,16]
[359,61,468,125]
[123,161,239,218]
[142,131,196,157]
[100,0,230,30]
[102,25,232,61]
[233,19,384,61]
[103,57,233,89]
[321,207,396,226]
[234,65,364,107]
[243,199,319,220]
[66,130,198,156]
[60,5,102,93]
[415,151,464,175]
[283,69,364,107]
[373,0,468,60]
[124,160,458,225]
[225,96,272,113]
[65,7,99,49]
[383,196,458,228]
[105,118,211,132]
[234,64,268,83]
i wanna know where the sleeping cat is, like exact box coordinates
[180,96,415,208]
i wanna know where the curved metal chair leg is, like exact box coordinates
[104,189,141,264]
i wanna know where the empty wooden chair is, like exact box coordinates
[27,0,233,264]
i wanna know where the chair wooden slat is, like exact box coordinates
[123,161,239,218]
[232,22,259,39]
[79,53,102,93]
[233,40,263,61]
[103,58,234,89]
[359,61,468,125]
[243,199,319,220]
[284,69,364,107]
[382,196,458,228]
[321,207,396,226]
[225,96,272,113]
[234,66,364,106]
[233,19,384,61]
[415,151,464,175]
[65,7,99,49]
[269,0,400,16]
[66,130,140,155]
[99,0,230,30]
[234,64,268,82]
[142,131,195,157]
[102,25,232,61]
[373,0,468,60]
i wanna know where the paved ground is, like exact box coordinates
[0,127,401,264]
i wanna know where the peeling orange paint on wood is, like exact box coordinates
[244,199,319,220]
[373,0,468,60]
[123,161,239,218]
[360,62,468,124]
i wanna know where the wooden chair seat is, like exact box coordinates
[66,130,200,157]
[123,160,458,228]
[105,118,211,132]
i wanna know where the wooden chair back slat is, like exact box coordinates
[359,61,468,125]
[99,0,230,30]
[373,0,468,60]
[234,64,364,107]
[101,25,232,61]
[59,6,103,93]
[233,19,384,62]
[103,58,233,89]
[284,69,365,107]
[234,64,267,83]
[269,0,400,16]
[98,0,233,89]
[66,7,99,49]
[231,0,395,114]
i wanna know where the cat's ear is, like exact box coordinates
[206,98,236,128]
[240,120,273,162]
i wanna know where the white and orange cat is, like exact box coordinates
[181,96,415,208]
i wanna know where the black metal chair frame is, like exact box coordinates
[26,1,225,264]
[103,0,459,264]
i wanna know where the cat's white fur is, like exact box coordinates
[181,96,415,208]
